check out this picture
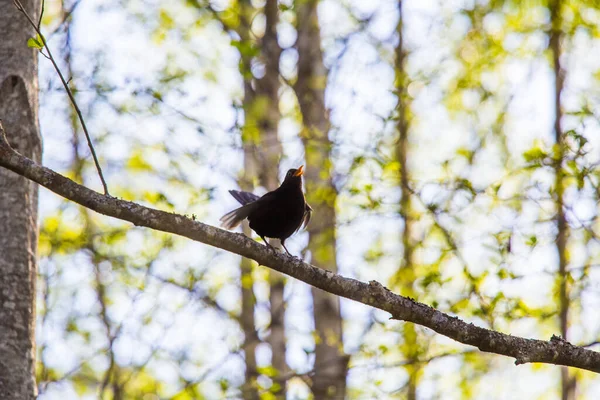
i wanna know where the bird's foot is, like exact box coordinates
[265,243,278,253]
[281,244,297,258]
[260,236,276,253]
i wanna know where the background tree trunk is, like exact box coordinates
[0,1,42,399]
[295,1,348,398]
[393,2,421,398]
[236,0,287,395]
[256,0,288,393]
[549,1,575,399]
[236,5,261,398]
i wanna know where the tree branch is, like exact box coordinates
[0,122,599,374]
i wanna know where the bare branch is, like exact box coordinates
[37,0,44,29]
[13,0,109,195]
[1,122,600,374]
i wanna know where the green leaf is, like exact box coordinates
[523,146,547,163]
[230,39,259,58]
[126,150,153,171]
[27,34,44,50]
[456,147,474,162]
[159,9,175,30]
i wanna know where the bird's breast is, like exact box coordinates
[247,190,305,240]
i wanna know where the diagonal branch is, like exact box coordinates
[0,122,599,374]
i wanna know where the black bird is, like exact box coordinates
[220,166,312,255]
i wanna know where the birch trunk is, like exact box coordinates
[0,1,42,398]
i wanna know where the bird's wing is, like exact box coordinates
[229,190,261,206]
[298,202,313,232]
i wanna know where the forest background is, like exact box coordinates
[2,0,600,399]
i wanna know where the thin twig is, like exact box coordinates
[13,0,110,195]
[37,0,45,29]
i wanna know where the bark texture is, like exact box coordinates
[0,1,41,398]
[294,1,348,398]
[1,134,600,373]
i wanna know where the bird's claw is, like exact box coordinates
[265,243,276,252]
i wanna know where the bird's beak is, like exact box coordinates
[294,165,304,177]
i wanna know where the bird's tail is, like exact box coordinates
[220,203,255,229]
[229,190,260,206]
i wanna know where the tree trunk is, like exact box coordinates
[256,1,288,395]
[237,0,287,395]
[239,140,260,400]
[295,1,348,398]
[549,1,575,399]
[393,2,420,398]
[237,8,261,398]
[0,1,42,399]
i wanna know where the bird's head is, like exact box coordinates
[282,165,304,187]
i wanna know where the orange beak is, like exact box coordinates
[294,165,304,177]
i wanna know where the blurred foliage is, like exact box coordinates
[34,0,600,399]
